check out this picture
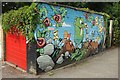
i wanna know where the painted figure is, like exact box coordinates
[62,30,71,43]
[74,17,84,48]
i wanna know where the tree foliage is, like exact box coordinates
[2,3,39,42]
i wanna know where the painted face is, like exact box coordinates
[64,31,68,39]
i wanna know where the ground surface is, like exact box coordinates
[1,47,118,78]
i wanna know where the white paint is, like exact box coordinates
[53,24,55,27]
[109,20,113,47]
[109,20,113,34]
[79,20,82,24]
[62,22,71,27]
[53,22,71,27]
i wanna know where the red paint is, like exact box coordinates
[53,14,62,23]
[37,38,46,48]
[43,17,50,27]
[6,32,26,70]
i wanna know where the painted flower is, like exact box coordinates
[43,17,50,27]
[84,13,89,20]
[92,19,96,26]
[53,14,62,23]
[37,37,46,48]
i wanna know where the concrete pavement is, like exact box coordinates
[2,47,118,78]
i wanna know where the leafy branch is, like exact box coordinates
[2,3,39,42]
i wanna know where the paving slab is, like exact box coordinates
[2,47,118,78]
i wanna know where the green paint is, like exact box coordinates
[74,17,84,46]
[50,5,67,28]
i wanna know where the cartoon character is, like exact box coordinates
[61,30,74,53]
[74,17,84,48]
[64,40,74,52]
[62,30,71,43]
[55,40,74,62]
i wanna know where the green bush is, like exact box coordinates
[112,19,120,46]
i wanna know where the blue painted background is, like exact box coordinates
[34,4,104,48]
[35,3,107,71]
[35,3,105,48]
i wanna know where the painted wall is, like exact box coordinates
[35,3,106,72]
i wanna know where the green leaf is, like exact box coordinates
[70,49,79,60]
[40,48,44,54]
[42,33,45,37]
[50,6,58,14]
[59,23,63,27]
[40,24,43,28]
[56,23,59,28]
[49,23,52,26]
[37,30,41,38]
[36,49,40,52]
[71,52,78,60]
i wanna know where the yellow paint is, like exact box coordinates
[53,30,59,41]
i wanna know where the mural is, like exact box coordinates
[34,3,106,72]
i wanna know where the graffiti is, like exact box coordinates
[34,3,106,72]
